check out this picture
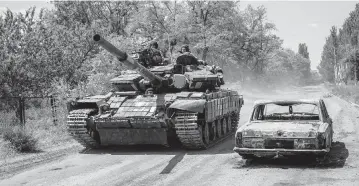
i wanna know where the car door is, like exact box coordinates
[321,101,332,127]
[320,100,333,146]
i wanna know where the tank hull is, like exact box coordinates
[67,90,243,149]
[67,34,244,149]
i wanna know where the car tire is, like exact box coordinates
[326,135,332,149]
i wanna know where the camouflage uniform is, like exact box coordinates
[149,41,164,66]
[177,45,199,66]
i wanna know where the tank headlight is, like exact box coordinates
[100,104,110,112]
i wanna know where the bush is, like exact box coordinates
[2,126,38,152]
[331,84,359,104]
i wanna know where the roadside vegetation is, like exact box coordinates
[0,1,318,158]
[318,4,359,101]
[331,83,359,104]
[0,98,73,162]
[3,126,39,152]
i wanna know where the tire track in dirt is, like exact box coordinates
[51,155,167,186]
[0,144,83,180]
[108,155,173,186]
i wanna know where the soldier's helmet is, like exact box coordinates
[181,45,190,53]
[150,41,159,49]
[146,88,154,95]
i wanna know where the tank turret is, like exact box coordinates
[94,34,226,92]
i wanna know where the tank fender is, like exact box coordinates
[169,99,206,113]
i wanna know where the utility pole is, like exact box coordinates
[333,46,338,84]
[355,44,357,85]
[18,94,25,126]
[50,95,58,126]
[352,34,358,85]
[169,0,176,63]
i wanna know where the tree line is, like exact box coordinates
[0,1,313,99]
[318,3,359,84]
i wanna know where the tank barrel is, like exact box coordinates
[93,34,161,87]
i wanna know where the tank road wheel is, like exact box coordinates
[216,120,223,138]
[67,113,100,149]
[174,112,214,149]
[210,122,217,141]
[222,118,228,135]
[201,122,210,145]
[226,116,232,133]
[89,128,100,144]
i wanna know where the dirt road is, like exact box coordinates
[1,85,359,186]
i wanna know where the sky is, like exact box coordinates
[0,1,358,70]
[239,0,358,70]
[0,1,53,13]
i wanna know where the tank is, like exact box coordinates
[66,34,244,149]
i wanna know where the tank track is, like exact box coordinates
[67,112,100,148]
[174,111,240,149]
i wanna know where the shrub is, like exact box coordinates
[331,84,359,104]
[0,111,18,135]
[2,126,38,152]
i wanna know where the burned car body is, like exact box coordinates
[233,99,333,158]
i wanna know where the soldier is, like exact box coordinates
[180,45,194,56]
[148,41,164,66]
[177,45,199,66]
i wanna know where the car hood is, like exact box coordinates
[238,121,328,138]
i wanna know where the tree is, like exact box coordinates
[184,1,239,61]
[128,1,185,59]
[0,6,100,97]
[318,26,341,83]
[0,8,45,96]
[298,43,309,59]
[319,3,359,84]
[0,1,312,99]
[266,48,311,85]
[52,1,139,35]
[231,5,282,77]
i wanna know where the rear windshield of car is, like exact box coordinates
[251,103,320,121]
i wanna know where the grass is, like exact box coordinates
[2,126,39,152]
[331,84,359,104]
[0,98,74,159]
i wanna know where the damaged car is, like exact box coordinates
[233,99,333,159]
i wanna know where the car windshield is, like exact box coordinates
[251,103,320,121]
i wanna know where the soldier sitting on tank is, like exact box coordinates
[175,45,200,72]
[148,41,164,66]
